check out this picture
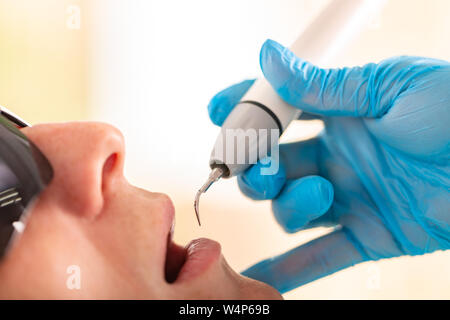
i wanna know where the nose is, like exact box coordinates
[22,122,125,219]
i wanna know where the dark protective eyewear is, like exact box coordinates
[0,106,53,260]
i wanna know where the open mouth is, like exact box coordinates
[164,230,222,283]
[164,233,187,283]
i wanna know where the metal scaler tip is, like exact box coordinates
[194,167,224,226]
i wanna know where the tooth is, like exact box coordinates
[170,219,175,241]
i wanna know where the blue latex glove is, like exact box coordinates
[208,39,450,293]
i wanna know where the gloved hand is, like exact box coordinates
[207,39,450,293]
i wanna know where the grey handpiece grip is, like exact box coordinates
[209,80,300,177]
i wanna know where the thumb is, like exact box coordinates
[260,39,389,118]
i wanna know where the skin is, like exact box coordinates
[0,122,281,299]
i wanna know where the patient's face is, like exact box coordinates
[0,122,281,299]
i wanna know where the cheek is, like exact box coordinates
[80,191,170,289]
[0,202,104,298]
[0,196,165,298]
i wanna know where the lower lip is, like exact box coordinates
[176,238,221,282]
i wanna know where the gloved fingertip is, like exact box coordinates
[241,258,289,294]
[260,40,293,86]
[313,177,334,213]
[237,159,286,201]
[207,94,227,126]
[207,79,256,126]
[260,39,286,56]
[260,40,304,105]
[241,260,270,281]
[272,176,334,233]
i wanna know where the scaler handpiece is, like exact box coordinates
[194,0,387,225]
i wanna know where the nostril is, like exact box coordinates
[103,153,118,173]
[102,153,118,190]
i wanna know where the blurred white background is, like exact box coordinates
[1,0,449,299]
